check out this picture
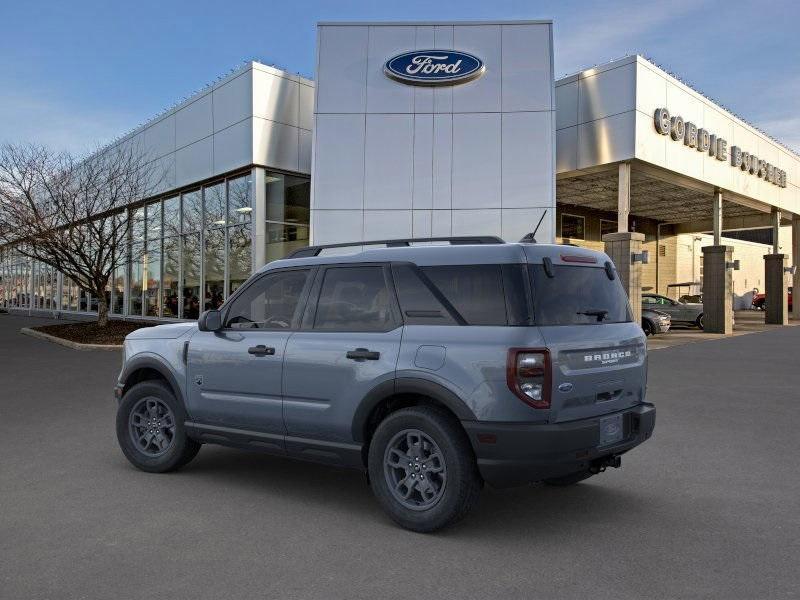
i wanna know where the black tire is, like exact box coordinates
[543,470,595,486]
[116,380,201,473]
[368,406,482,533]
[642,319,654,336]
[696,314,705,330]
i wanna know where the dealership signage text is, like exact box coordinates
[654,108,787,188]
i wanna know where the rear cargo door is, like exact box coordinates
[529,260,647,423]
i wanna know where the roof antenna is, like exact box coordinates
[520,209,547,243]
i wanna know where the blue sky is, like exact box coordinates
[1,0,798,154]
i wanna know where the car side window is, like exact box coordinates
[313,266,394,332]
[225,270,309,329]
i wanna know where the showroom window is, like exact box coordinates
[561,214,585,240]
[600,219,617,237]
[266,173,310,263]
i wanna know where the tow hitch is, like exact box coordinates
[589,455,621,474]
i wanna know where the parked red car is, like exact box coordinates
[752,287,793,311]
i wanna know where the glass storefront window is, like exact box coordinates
[162,236,180,318]
[182,233,201,319]
[204,227,225,311]
[144,241,161,317]
[204,182,226,228]
[163,196,180,237]
[265,172,310,261]
[266,223,310,263]
[112,264,124,315]
[129,243,144,316]
[146,201,162,241]
[182,189,201,233]
[131,208,145,244]
[228,224,251,295]
[228,175,252,225]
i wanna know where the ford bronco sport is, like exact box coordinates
[115,237,655,532]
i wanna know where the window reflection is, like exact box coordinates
[228,175,252,225]
[162,236,179,318]
[204,182,226,228]
[182,233,201,319]
[163,196,180,237]
[129,243,143,316]
[229,224,251,295]
[144,241,161,317]
[204,228,225,311]
[182,189,201,233]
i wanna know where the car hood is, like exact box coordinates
[126,322,197,340]
[643,309,670,318]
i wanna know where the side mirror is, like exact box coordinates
[198,309,223,332]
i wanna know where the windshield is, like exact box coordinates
[529,264,633,325]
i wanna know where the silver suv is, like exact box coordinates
[114,237,655,532]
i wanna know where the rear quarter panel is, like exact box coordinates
[397,325,550,422]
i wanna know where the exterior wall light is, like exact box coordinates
[784,265,797,275]
[631,250,649,264]
[726,260,741,271]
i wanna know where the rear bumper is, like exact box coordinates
[462,403,656,488]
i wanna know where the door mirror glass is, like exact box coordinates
[198,309,222,332]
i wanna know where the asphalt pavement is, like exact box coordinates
[1,313,798,599]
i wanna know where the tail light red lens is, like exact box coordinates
[507,348,551,409]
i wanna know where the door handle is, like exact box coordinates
[248,345,275,356]
[346,348,380,360]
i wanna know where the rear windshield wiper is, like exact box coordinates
[577,309,609,322]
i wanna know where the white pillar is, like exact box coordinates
[792,216,800,321]
[772,208,781,254]
[252,167,267,270]
[713,189,723,246]
[618,162,631,233]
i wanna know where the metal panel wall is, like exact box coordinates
[312,21,556,245]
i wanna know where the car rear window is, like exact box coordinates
[530,264,632,325]
[392,264,530,326]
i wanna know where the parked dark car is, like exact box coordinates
[642,308,670,336]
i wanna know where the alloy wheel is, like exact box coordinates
[383,429,447,511]
[128,397,177,457]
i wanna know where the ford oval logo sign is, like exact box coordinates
[384,50,485,86]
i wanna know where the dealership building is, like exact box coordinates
[2,20,799,329]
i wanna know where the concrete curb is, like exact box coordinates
[20,327,122,351]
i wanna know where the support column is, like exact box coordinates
[764,253,788,325]
[617,162,631,233]
[252,167,267,270]
[792,216,800,321]
[603,231,644,325]
[701,245,734,334]
[771,208,781,254]
[712,189,723,246]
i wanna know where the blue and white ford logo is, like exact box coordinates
[384,49,485,86]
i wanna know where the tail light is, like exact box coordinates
[507,348,551,409]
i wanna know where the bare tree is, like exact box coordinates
[0,142,163,326]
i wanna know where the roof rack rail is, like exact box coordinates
[286,236,505,259]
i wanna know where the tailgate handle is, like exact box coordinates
[597,389,622,403]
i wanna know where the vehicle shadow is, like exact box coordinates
[172,444,650,538]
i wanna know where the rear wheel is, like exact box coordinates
[368,406,482,533]
[696,314,705,330]
[116,380,200,473]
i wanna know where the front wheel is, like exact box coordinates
[116,380,201,473]
[642,320,654,336]
[368,406,482,533]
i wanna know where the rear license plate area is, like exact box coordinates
[598,413,624,447]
